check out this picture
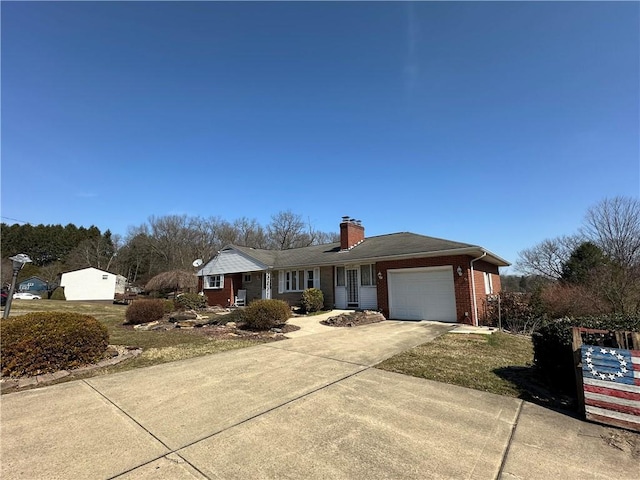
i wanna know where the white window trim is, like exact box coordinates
[205,274,224,289]
[360,264,376,287]
[278,268,320,293]
[484,272,493,294]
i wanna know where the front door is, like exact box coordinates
[346,267,359,307]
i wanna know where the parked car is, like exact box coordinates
[13,292,42,300]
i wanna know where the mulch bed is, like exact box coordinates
[321,310,386,327]
[124,310,300,341]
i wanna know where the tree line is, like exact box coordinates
[514,196,640,315]
[1,211,339,287]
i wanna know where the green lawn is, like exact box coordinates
[4,299,267,376]
[376,332,538,398]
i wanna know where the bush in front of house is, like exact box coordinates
[124,299,166,325]
[1,311,109,377]
[175,292,207,310]
[162,299,175,313]
[301,288,324,313]
[532,314,640,393]
[243,299,291,330]
[50,287,66,300]
[484,291,544,334]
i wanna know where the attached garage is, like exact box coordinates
[387,266,457,322]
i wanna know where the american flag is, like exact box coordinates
[581,344,640,432]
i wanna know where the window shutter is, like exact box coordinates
[278,270,284,294]
[313,268,320,289]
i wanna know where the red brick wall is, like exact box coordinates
[201,273,242,307]
[340,222,365,250]
[374,256,504,325]
[470,260,501,322]
[376,255,475,325]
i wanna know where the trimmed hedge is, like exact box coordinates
[243,299,291,330]
[301,288,324,313]
[175,292,207,310]
[125,299,166,325]
[532,314,640,393]
[1,311,109,377]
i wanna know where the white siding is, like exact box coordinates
[60,267,118,301]
[199,249,265,275]
[359,287,378,310]
[335,287,347,308]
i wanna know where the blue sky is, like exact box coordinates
[2,1,638,271]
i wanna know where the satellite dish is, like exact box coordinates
[192,259,203,267]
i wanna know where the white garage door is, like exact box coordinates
[388,267,457,322]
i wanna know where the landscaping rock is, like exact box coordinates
[134,321,160,331]
[169,312,198,322]
[226,322,237,328]
[322,310,386,327]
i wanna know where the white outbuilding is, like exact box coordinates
[59,267,126,301]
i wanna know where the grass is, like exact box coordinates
[376,332,537,398]
[3,299,269,377]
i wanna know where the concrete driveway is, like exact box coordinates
[1,319,637,479]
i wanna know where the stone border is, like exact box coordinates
[0,346,142,393]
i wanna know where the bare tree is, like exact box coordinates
[515,235,582,279]
[64,231,117,271]
[517,196,640,314]
[581,196,640,268]
[267,211,310,250]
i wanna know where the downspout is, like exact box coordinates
[470,252,487,327]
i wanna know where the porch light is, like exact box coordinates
[377,271,383,280]
[457,266,463,277]
[3,253,33,319]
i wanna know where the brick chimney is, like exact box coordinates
[340,216,365,250]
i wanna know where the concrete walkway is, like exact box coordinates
[1,319,637,479]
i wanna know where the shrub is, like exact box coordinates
[301,288,324,313]
[1,311,108,377]
[243,299,291,330]
[175,292,207,310]
[483,292,544,334]
[532,314,640,393]
[50,287,66,301]
[124,299,166,325]
[220,308,247,325]
[540,283,610,318]
[162,299,176,313]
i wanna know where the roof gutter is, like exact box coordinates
[470,251,487,327]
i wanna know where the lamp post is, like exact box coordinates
[3,254,33,319]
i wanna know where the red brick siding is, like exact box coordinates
[470,260,501,322]
[201,273,242,307]
[376,255,507,325]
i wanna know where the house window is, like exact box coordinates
[280,269,318,292]
[284,270,305,292]
[102,275,108,280]
[484,272,493,294]
[336,267,345,286]
[360,264,375,286]
[243,274,252,283]
[205,275,223,289]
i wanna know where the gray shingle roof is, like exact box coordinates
[228,232,509,269]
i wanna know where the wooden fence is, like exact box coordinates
[572,327,640,432]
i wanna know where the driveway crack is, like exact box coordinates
[495,399,524,480]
